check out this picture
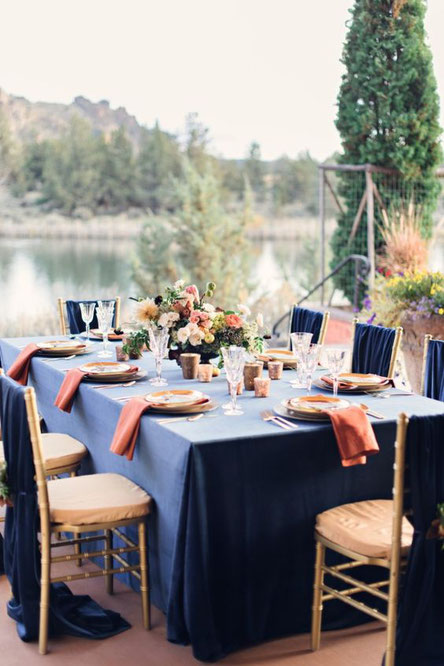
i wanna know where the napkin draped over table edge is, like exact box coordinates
[324,404,380,466]
[110,396,209,461]
[7,343,40,385]
[54,366,139,414]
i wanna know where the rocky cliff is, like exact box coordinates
[0,88,144,145]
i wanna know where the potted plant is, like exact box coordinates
[361,271,444,391]
[121,330,148,360]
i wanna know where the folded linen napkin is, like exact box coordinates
[7,343,40,385]
[110,397,153,461]
[110,396,209,461]
[54,368,88,413]
[55,366,139,413]
[325,405,379,467]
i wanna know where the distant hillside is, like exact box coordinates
[0,87,144,146]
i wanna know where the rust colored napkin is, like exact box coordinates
[7,343,40,385]
[110,396,209,461]
[54,368,88,413]
[110,397,153,461]
[325,405,380,467]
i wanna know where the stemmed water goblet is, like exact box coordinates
[148,326,169,386]
[324,347,348,397]
[300,343,322,393]
[79,302,95,341]
[221,346,246,416]
[96,305,114,358]
[290,332,313,389]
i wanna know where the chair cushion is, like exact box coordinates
[315,499,413,559]
[48,473,152,525]
[0,433,87,472]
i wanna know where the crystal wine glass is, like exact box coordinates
[300,343,322,393]
[79,302,95,341]
[221,346,245,416]
[96,306,114,358]
[290,332,313,388]
[325,348,348,397]
[148,326,169,386]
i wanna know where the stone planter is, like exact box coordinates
[401,314,444,393]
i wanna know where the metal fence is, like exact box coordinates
[318,164,444,307]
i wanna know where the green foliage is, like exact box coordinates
[0,460,10,504]
[333,0,442,301]
[272,152,318,213]
[136,123,181,212]
[96,127,137,209]
[245,141,265,201]
[361,270,444,326]
[133,160,252,307]
[41,116,102,213]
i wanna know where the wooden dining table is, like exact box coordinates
[2,335,444,661]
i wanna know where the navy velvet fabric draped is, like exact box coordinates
[65,300,117,335]
[290,306,324,343]
[352,323,396,376]
[386,413,444,665]
[423,339,444,402]
[0,373,130,642]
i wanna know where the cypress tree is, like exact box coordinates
[332,0,442,300]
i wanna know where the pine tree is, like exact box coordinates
[136,123,181,212]
[333,0,442,300]
[96,127,137,210]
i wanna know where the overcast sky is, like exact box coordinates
[1,0,444,160]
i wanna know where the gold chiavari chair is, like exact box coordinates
[24,384,152,654]
[310,413,411,666]
[287,306,330,348]
[57,297,121,336]
[0,369,88,561]
[350,318,403,379]
[420,333,433,396]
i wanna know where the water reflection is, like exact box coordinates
[0,234,443,337]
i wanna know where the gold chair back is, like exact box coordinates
[57,297,121,336]
[350,317,403,379]
[287,306,330,349]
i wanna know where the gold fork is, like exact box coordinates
[261,410,298,430]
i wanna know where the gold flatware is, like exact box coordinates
[156,413,204,424]
[261,410,296,430]
[92,381,136,389]
[359,403,384,419]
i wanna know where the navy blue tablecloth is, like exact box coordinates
[1,336,444,661]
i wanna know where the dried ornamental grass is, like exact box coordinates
[378,203,429,275]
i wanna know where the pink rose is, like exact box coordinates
[185,285,200,302]
[225,314,243,328]
[190,312,200,324]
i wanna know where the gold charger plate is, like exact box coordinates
[258,348,298,369]
[79,361,133,380]
[285,395,350,415]
[83,369,147,383]
[145,389,208,410]
[274,404,332,422]
[149,399,218,415]
[37,340,87,356]
[87,329,126,341]
[313,377,390,394]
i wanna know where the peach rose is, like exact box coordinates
[225,314,243,328]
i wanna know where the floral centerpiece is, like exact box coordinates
[361,270,444,390]
[133,280,264,365]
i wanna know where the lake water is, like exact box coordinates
[1,235,443,337]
